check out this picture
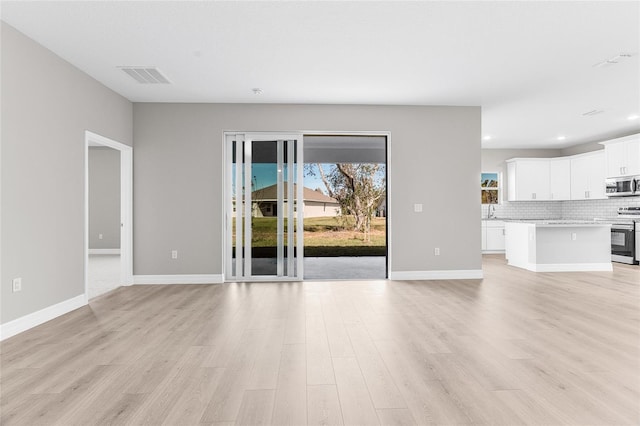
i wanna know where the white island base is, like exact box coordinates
[505,222,612,272]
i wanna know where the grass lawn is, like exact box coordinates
[235,216,386,257]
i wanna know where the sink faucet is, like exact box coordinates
[488,204,496,219]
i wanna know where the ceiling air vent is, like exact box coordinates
[119,67,171,84]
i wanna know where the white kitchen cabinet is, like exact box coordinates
[549,158,571,200]
[482,220,505,252]
[481,223,487,250]
[507,159,550,201]
[603,136,640,177]
[570,151,606,200]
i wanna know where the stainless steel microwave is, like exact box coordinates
[605,176,638,197]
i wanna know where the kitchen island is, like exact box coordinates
[505,220,612,272]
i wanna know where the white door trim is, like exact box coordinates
[84,131,133,303]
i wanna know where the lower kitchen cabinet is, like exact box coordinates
[482,220,506,252]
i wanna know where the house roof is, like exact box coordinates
[252,183,338,204]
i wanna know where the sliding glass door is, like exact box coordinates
[225,133,304,281]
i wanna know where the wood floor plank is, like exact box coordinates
[332,357,380,425]
[306,313,335,385]
[235,389,276,426]
[306,355,336,386]
[376,408,417,426]
[246,319,285,390]
[271,344,307,426]
[161,366,224,425]
[356,354,406,409]
[307,385,344,426]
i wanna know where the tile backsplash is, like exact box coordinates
[481,196,640,220]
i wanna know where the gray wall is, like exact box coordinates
[133,103,481,275]
[560,142,603,156]
[89,147,121,249]
[1,22,132,324]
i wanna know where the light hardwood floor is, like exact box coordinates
[1,255,639,425]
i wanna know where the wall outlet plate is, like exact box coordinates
[171,250,178,259]
[12,278,22,292]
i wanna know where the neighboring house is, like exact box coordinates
[376,198,386,218]
[252,183,340,218]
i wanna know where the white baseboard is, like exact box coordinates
[389,269,484,280]
[0,294,86,341]
[531,262,613,272]
[88,249,121,255]
[133,274,224,285]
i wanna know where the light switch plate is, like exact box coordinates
[12,278,22,292]
[414,203,423,213]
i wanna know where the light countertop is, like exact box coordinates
[505,219,611,227]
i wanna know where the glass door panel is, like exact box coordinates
[225,133,303,281]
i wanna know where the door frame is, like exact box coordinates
[223,132,304,282]
[84,131,133,302]
[221,130,391,281]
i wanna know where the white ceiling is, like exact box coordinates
[2,1,639,149]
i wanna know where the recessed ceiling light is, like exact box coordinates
[252,88,263,95]
[557,136,566,141]
[628,114,639,120]
[483,135,491,141]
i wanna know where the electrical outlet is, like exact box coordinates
[98,233,103,240]
[414,203,423,213]
[171,250,178,259]
[571,233,577,241]
[12,278,22,292]
[434,247,440,256]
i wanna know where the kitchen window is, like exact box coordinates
[481,172,500,204]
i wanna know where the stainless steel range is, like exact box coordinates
[610,207,640,265]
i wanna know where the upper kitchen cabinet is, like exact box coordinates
[549,158,571,201]
[570,151,606,200]
[601,134,640,177]
[507,159,550,201]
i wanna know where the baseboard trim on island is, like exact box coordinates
[133,274,225,285]
[0,294,86,341]
[509,262,613,272]
[389,270,484,280]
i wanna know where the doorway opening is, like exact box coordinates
[303,135,388,280]
[84,131,133,300]
[223,132,389,282]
